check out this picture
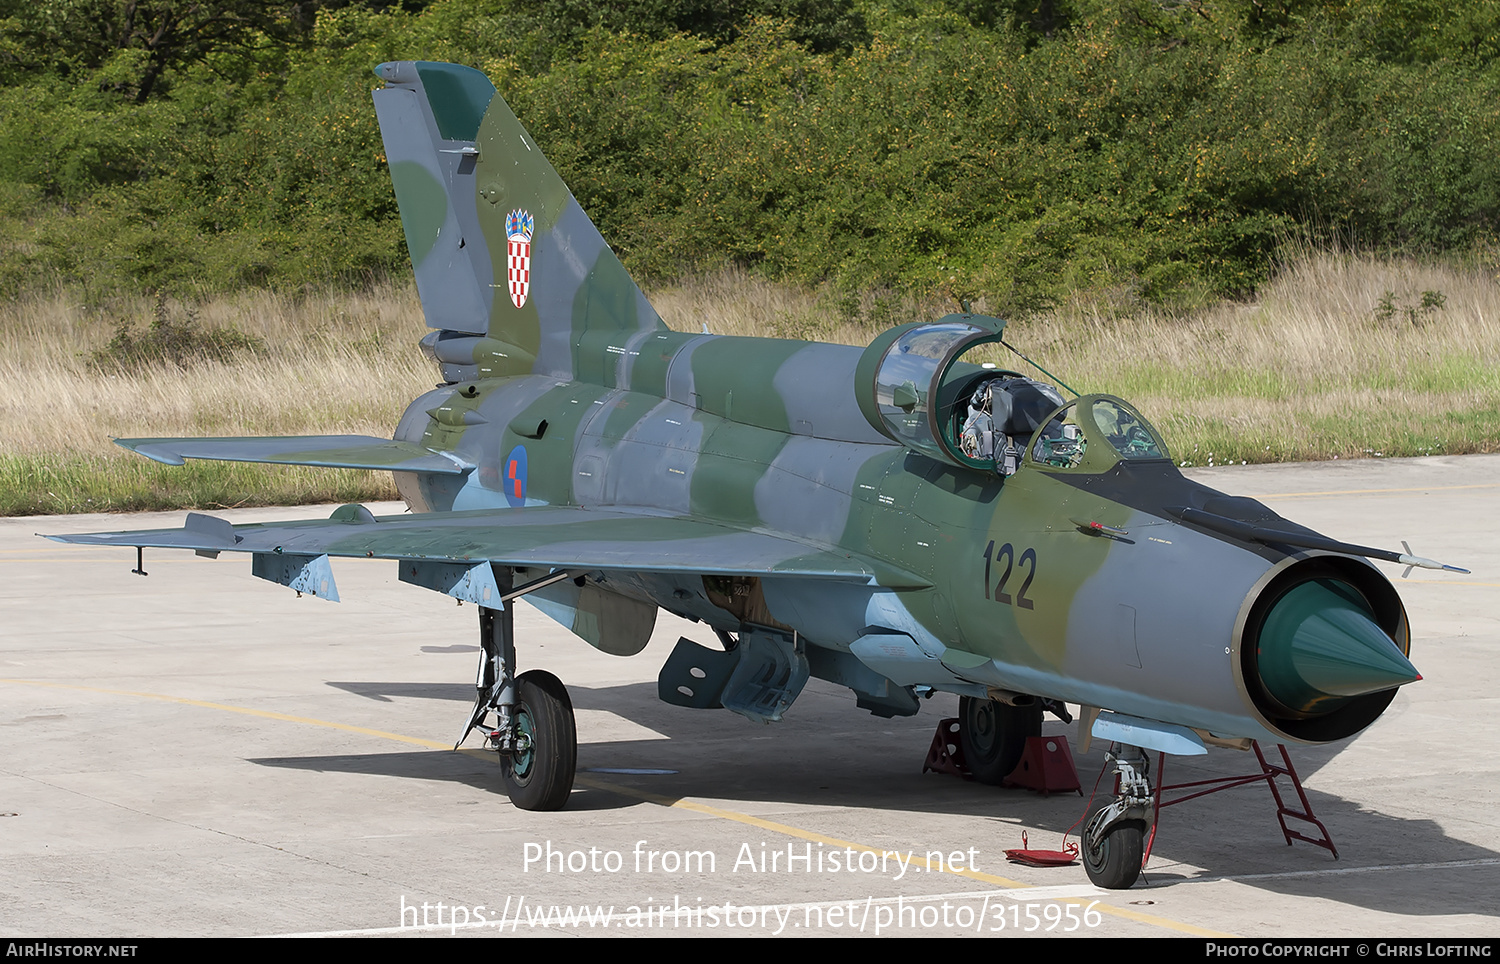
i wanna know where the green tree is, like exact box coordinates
[4,0,297,102]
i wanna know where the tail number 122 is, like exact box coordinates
[982,540,1037,610]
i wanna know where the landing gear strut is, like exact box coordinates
[1082,743,1151,889]
[459,567,577,811]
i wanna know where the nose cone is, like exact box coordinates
[1257,578,1419,716]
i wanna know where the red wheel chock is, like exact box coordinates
[922,718,969,779]
[923,721,1083,798]
[1003,735,1083,796]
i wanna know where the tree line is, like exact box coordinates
[1,0,1497,313]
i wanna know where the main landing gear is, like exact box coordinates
[1081,744,1151,889]
[458,569,578,811]
[501,669,576,810]
[957,695,1042,784]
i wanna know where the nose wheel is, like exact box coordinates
[1081,815,1146,889]
[1081,744,1152,889]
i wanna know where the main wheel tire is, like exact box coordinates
[1082,818,1146,890]
[501,670,577,811]
[958,696,1042,784]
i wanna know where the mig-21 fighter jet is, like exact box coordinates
[50,62,1465,889]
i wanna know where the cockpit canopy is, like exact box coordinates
[855,315,1169,475]
[1026,394,1169,472]
[856,315,1060,472]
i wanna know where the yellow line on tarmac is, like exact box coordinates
[569,773,1229,936]
[2,677,1232,938]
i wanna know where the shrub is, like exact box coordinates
[89,291,266,372]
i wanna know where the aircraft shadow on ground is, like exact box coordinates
[324,680,471,703]
[243,677,1500,919]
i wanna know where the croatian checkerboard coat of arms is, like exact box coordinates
[506,209,535,309]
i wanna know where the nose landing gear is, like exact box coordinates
[1081,744,1151,889]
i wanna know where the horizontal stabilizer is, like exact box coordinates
[46,505,929,589]
[115,436,471,475]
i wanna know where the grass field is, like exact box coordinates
[0,284,433,514]
[655,249,1500,466]
[3,249,1497,515]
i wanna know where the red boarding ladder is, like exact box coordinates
[1146,741,1338,865]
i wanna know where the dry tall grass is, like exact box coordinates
[0,285,434,513]
[3,249,1496,513]
[0,284,434,456]
[1027,250,1500,463]
[657,253,1500,465]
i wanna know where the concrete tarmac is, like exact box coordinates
[2,454,1497,938]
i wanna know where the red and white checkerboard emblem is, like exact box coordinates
[505,209,534,309]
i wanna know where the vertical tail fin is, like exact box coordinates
[373,61,665,383]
